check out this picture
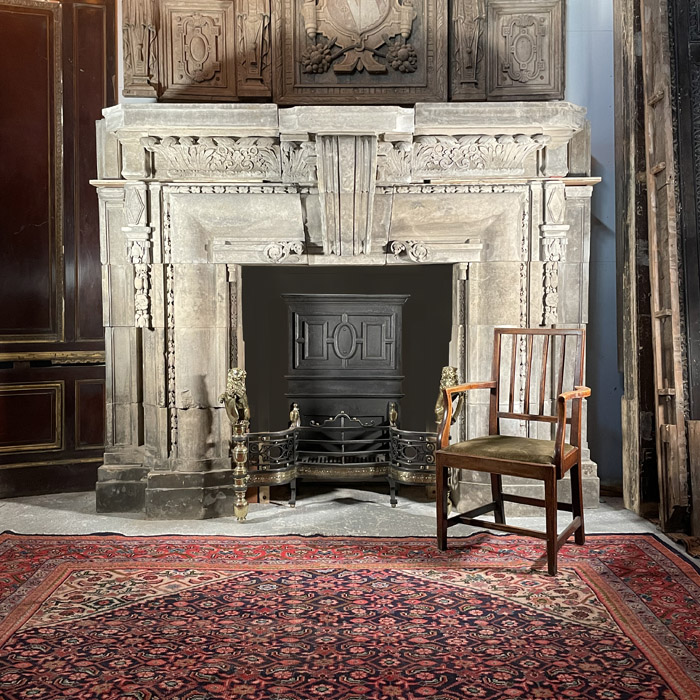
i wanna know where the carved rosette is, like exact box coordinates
[142,136,282,180]
[413,134,549,178]
[390,240,430,263]
[264,241,305,263]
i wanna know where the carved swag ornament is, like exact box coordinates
[300,0,418,75]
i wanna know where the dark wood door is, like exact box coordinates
[0,0,116,497]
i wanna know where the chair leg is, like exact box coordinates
[490,474,505,524]
[570,461,586,545]
[544,473,558,576]
[436,465,448,551]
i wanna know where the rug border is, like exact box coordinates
[1,529,698,571]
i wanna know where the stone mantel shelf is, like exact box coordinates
[94,100,600,519]
[102,101,587,140]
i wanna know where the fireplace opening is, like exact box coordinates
[242,265,453,436]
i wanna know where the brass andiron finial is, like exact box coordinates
[388,402,398,427]
[289,402,301,428]
[219,368,251,521]
[435,366,462,428]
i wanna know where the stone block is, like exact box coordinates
[174,327,228,409]
[469,262,524,327]
[174,406,227,462]
[144,469,236,519]
[172,264,228,329]
[95,464,148,513]
[142,327,167,408]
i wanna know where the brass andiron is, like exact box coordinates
[220,368,251,521]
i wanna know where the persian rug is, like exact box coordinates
[0,533,698,700]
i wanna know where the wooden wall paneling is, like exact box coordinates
[0,0,63,343]
[0,382,64,453]
[63,0,116,344]
[640,0,690,531]
[0,0,115,497]
[75,379,106,449]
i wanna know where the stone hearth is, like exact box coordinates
[93,102,599,519]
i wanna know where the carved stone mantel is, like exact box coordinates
[94,102,599,519]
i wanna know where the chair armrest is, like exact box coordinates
[554,386,591,464]
[444,381,497,397]
[438,381,497,448]
[557,386,591,403]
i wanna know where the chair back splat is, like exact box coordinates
[435,327,590,576]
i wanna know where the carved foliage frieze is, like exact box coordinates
[487,0,563,100]
[142,136,281,180]
[274,0,446,104]
[412,134,549,178]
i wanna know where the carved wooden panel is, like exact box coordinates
[273,0,447,104]
[157,0,271,100]
[450,0,487,99]
[486,0,564,100]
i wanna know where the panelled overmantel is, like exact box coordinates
[94,102,599,519]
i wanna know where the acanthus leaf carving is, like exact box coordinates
[377,140,412,183]
[412,134,549,178]
[142,136,282,181]
[281,140,317,183]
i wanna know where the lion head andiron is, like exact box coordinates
[219,368,251,521]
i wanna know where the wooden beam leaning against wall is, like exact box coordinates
[639,0,690,532]
[614,0,659,519]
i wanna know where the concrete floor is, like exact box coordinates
[0,484,683,556]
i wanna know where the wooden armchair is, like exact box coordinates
[435,328,590,575]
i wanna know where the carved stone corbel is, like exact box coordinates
[122,0,158,98]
